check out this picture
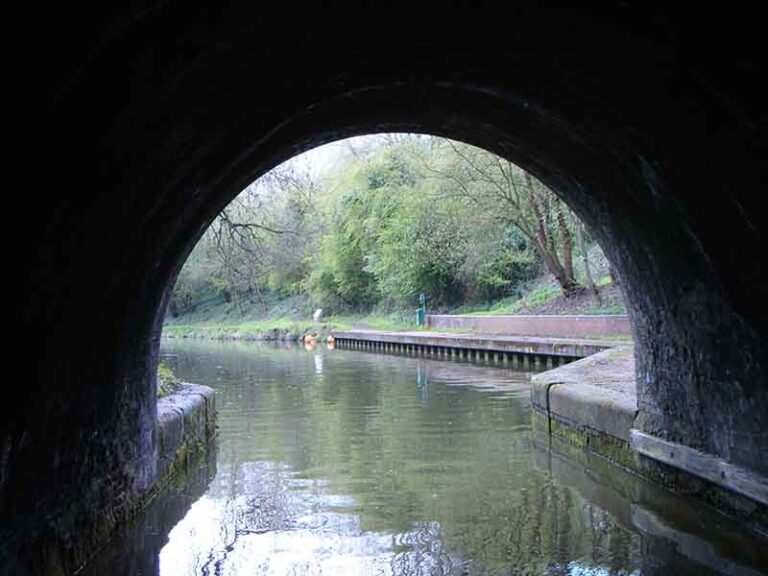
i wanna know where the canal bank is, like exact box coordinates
[332,329,622,368]
[333,329,767,534]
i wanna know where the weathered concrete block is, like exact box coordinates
[156,404,184,477]
[156,383,216,479]
[177,383,216,437]
[531,346,635,393]
[530,375,553,411]
[531,346,637,441]
[549,383,638,442]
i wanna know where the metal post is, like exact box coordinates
[416,293,426,326]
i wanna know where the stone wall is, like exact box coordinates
[426,314,631,338]
[156,384,216,481]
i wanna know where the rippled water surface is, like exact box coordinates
[86,340,767,575]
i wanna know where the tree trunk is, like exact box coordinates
[578,223,601,303]
[609,265,619,286]
[254,282,269,312]
[556,210,576,286]
[524,173,581,298]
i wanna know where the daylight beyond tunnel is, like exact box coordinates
[7,4,767,572]
[166,135,623,330]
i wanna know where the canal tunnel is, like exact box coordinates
[8,3,766,571]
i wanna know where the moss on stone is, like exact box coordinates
[157,362,181,398]
[60,388,217,575]
[547,414,637,472]
[530,409,551,435]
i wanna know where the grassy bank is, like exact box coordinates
[162,313,425,340]
[453,277,626,316]
[163,318,339,340]
[162,274,626,341]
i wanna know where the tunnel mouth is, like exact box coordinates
[139,78,764,512]
[141,81,702,463]
[151,82,646,346]
[158,129,629,330]
[13,24,767,568]
[156,128,634,410]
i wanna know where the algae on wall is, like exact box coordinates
[157,362,180,398]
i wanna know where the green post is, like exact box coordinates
[416,293,426,326]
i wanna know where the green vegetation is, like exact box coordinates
[454,268,626,317]
[325,312,423,331]
[163,319,339,340]
[163,311,423,339]
[166,135,624,332]
[157,362,181,398]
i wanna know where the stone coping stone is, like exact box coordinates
[531,346,637,441]
[171,382,215,404]
[156,383,215,476]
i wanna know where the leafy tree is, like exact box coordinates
[308,148,411,309]
[371,192,467,307]
[171,134,606,320]
[421,140,586,298]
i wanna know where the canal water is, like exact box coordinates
[85,340,767,575]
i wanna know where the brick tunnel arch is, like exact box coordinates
[9,4,766,571]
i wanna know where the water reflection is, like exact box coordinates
[81,443,216,575]
[86,341,767,575]
[533,435,768,575]
[160,473,458,575]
